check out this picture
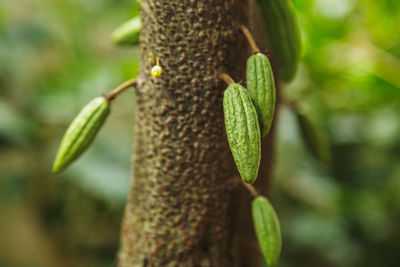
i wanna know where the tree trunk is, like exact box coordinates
[117,0,277,266]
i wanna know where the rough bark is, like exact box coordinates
[118,1,277,266]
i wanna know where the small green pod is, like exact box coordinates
[252,196,282,267]
[223,83,261,184]
[53,97,110,173]
[246,53,276,138]
[295,109,331,164]
[257,0,301,82]
[111,17,141,45]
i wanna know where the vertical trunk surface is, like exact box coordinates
[118,1,276,266]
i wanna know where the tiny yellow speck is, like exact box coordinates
[151,65,162,77]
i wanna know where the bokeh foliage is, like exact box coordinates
[0,0,399,266]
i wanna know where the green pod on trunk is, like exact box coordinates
[111,17,141,45]
[53,97,110,173]
[223,83,261,184]
[252,196,282,267]
[295,109,331,164]
[256,0,301,82]
[246,53,276,138]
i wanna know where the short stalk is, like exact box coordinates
[106,78,137,102]
[238,177,259,197]
[219,73,235,86]
[239,25,260,54]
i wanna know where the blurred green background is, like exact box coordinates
[0,0,399,266]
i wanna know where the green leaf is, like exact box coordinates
[295,109,331,164]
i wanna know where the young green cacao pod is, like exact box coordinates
[256,0,301,82]
[223,83,261,184]
[252,196,282,267]
[53,97,110,173]
[111,17,141,45]
[246,53,276,138]
[295,109,331,164]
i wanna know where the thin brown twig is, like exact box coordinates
[241,179,259,197]
[105,78,137,102]
[219,73,235,85]
[232,176,259,197]
[239,25,260,54]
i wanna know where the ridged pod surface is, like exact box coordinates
[53,97,110,173]
[223,83,261,184]
[295,109,331,164]
[111,17,141,45]
[246,52,276,138]
[252,196,282,267]
[256,0,301,82]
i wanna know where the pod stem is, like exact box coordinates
[219,73,235,85]
[106,78,137,102]
[239,25,260,54]
[238,177,259,197]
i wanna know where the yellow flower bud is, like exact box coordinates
[151,65,162,77]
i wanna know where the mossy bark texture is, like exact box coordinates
[118,1,276,266]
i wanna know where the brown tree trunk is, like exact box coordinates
[117,1,277,266]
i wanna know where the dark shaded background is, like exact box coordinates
[1,0,400,266]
